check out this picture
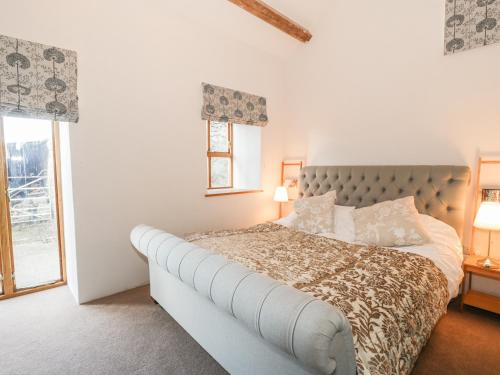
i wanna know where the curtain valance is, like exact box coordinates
[201,82,268,126]
[0,34,79,123]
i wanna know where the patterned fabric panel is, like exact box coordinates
[186,223,449,375]
[201,82,268,126]
[0,34,78,122]
[445,0,500,55]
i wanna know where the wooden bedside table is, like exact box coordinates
[461,255,500,314]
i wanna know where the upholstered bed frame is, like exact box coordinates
[131,165,470,375]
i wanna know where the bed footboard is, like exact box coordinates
[131,225,356,375]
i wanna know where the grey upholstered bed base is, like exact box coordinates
[131,165,470,375]
[131,225,356,375]
[149,261,324,375]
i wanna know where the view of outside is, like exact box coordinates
[209,122,231,188]
[209,122,229,152]
[3,117,61,289]
[211,157,231,187]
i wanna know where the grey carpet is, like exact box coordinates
[0,286,226,375]
[1,286,498,375]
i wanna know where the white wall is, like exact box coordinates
[284,1,500,294]
[0,0,288,303]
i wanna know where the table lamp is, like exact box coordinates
[274,186,288,218]
[473,201,500,269]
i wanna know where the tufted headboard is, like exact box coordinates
[299,165,471,237]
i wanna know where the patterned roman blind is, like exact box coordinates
[0,34,79,123]
[201,82,268,127]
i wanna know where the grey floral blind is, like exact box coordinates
[0,34,79,123]
[201,82,268,127]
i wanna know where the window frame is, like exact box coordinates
[0,118,66,300]
[207,120,233,190]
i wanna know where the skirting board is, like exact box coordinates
[149,260,322,375]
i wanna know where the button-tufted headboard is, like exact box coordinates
[299,165,471,237]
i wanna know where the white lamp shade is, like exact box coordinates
[273,186,288,202]
[474,202,500,230]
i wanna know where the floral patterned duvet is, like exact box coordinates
[186,223,449,375]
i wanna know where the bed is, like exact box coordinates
[130,165,470,375]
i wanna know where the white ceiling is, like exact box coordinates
[167,0,332,60]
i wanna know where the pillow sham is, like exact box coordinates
[333,205,356,243]
[353,196,430,247]
[276,204,355,241]
[292,191,336,233]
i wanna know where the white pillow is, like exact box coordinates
[353,196,430,247]
[292,191,336,233]
[275,211,297,227]
[418,214,463,258]
[333,205,356,243]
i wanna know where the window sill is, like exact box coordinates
[205,188,263,197]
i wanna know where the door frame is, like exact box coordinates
[0,118,67,300]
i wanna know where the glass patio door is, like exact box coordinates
[0,116,65,299]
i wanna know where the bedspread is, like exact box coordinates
[186,223,449,375]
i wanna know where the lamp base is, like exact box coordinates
[476,257,499,270]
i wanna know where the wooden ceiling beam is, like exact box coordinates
[228,0,312,43]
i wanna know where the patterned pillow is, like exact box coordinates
[292,191,336,233]
[353,196,430,247]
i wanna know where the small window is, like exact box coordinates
[206,120,261,193]
[207,121,233,189]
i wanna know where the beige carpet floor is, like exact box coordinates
[0,285,499,375]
